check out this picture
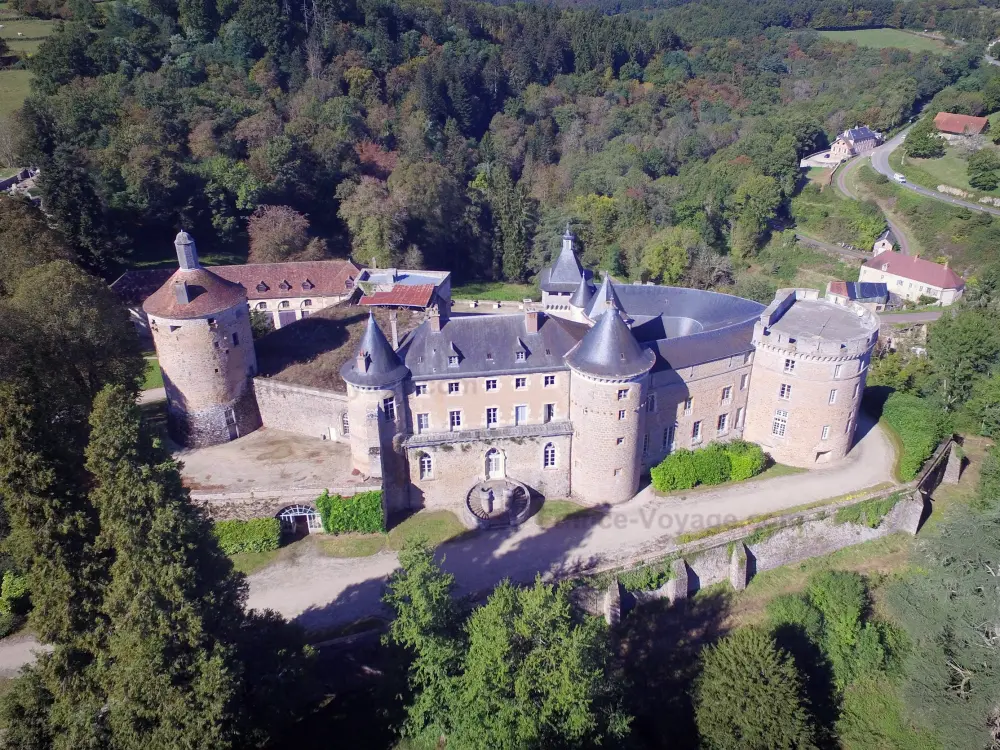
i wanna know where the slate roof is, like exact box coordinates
[340,312,410,387]
[650,320,756,372]
[612,284,764,336]
[142,268,248,320]
[828,281,889,303]
[569,277,594,308]
[399,313,588,379]
[566,306,656,379]
[934,112,989,135]
[539,234,592,293]
[360,284,437,308]
[585,275,624,320]
[863,251,964,290]
[841,126,880,143]
[875,228,896,245]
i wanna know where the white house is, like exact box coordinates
[858,251,964,305]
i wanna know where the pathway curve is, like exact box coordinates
[834,152,912,255]
[247,413,896,632]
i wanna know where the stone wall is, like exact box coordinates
[192,484,380,521]
[254,378,349,441]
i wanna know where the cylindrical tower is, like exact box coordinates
[143,231,261,447]
[743,289,879,467]
[566,304,656,505]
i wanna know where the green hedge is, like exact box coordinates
[214,518,281,555]
[650,441,767,493]
[316,490,385,534]
[881,392,947,481]
[833,491,905,528]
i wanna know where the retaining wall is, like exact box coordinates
[254,378,349,441]
[191,484,380,521]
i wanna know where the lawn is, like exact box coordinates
[0,17,56,43]
[818,28,950,54]
[889,144,1000,199]
[451,281,538,302]
[533,498,600,529]
[0,69,31,118]
[142,357,163,390]
[311,510,468,558]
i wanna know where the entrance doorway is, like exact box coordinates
[486,448,504,479]
[277,505,322,538]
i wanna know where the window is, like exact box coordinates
[616,437,625,446]
[853,383,860,399]
[301,311,311,319]
[721,386,732,403]
[692,421,702,441]
[279,301,290,309]
[302,299,312,308]
[448,382,460,394]
[618,409,627,420]
[543,443,557,468]
[417,414,429,433]
[232,332,240,346]
[647,394,656,413]
[301,279,314,291]
[345,277,355,289]
[486,351,493,360]
[772,410,788,437]
[829,389,838,405]
[448,355,459,367]
[515,351,526,361]
[717,413,728,434]
[735,406,744,428]
[486,407,498,427]
[544,404,555,423]
[684,397,693,414]
[485,379,497,391]
[663,424,676,452]
[415,384,427,396]
[618,388,629,400]
[614,468,622,477]
[515,405,527,425]
[278,280,291,291]
[821,424,830,440]
[382,397,395,422]
[341,412,349,437]
[419,454,433,479]
[779,383,792,400]
[783,358,796,373]
[449,410,462,430]
[834,364,842,378]
[740,373,749,390]
[544,375,556,387]
[256,301,267,310]
[515,377,527,389]
[643,433,649,456]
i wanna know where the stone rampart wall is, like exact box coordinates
[254,378,349,441]
[191,484,380,521]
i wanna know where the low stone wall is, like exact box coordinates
[254,378,348,442]
[191,484,380,521]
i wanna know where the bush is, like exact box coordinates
[650,441,767,492]
[650,449,698,491]
[881,392,947,480]
[316,490,385,534]
[213,518,281,555]
[727,440,767,481]
[690,443,731,485]
[833,492,905,528]
[0,571,30,639]
[618,559,674,591]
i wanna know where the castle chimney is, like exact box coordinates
[174,280,191,305]
[356,351,369,372]
[390,310,399,349]
[525,309,541,334]
[428,306,443,332]
[174,230,200,271]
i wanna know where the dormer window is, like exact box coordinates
[448,355,459,367]
[515,351,526,362]
[486,352,493,360]
[345,277,355,289]
[302,279,314,290]
[256,282,269,293]
[881,264,888,271]
[278,280,291,291]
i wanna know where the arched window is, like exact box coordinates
[543,442,556,468]
[302,299,313,308]
[419,453,432,479]
[279,300,290,309]
[256,301,267,310]
[341,412,350,437]
[277,505,322,532]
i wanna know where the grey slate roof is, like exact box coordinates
[846,282,889,303]
[569,276,594,308]
[399,314,588,379]
[539,234,592,293]
[875,228,896,245]
[842,126,880,143]
[585,275,624,320]
[340,312,410,387]
[566,307,656,379]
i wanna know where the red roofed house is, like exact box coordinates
[356,267,451,311]
[933,112,990,139]
[858,251,964,305]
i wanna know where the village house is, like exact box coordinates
[828,126,883,161]
[825,281,890,312]
[858,251,964,305]
[872,228,897,255]
[933,112,990,140]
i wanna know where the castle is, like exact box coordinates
[145,230,879,524]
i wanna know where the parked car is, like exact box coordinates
[893,173,907,183]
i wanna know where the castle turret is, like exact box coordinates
[566,302,656,505]
[585,274,624,322]
[567,276,594,323]
[143,231,261,447]
[539,225,592,311]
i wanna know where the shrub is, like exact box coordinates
[0,571,30,639]
[881,392,947,481]
[727,440,767,481]
[618,559,674,591]
[691,443,731,485]
[650,449,698,491]
[833,492,904,528]
[213,518,281,555]
[316,489,385,534]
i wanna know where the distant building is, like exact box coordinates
[829,126,883,161]
[872,228,896,256]
[933,112,989,139]
[858,251,964,305]
[357,267,451,312]
[826,281,889,312]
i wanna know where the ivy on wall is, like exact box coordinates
[316,490,385,534]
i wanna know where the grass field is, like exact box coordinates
[818,28,950,53]
[889,144,1000,198]
[142,357,164,390]
[452,281,537,302]
[0,69,30,117]
[311,510,467,558]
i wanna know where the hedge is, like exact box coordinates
[316,490,385,534]
[214,518,281,555]
[651,441,767,493]
[833,491,905,528]
[881,392,947,481]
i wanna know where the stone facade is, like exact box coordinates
[254,378,349,441]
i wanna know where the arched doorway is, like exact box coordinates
[277,505,322,538]
[486,448,505,480]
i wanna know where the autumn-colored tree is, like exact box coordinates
[247,205,327,263]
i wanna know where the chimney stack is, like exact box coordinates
[525,309,541,334]
[390,310,399,349]
[174,230,200,271]
[174,280,191,305]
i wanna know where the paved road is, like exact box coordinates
[870,130,1000,217]
[246,413,896,632]
[879,311,943,325]
[986,38,1000,66]
[834,153,912,255]
[794,233,865,260]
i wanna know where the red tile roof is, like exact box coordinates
[933,112,989,135]
[827,281,849,298]
[359,284,436,308]
[211,260,360,300]
[862,251,964,290]
[142,268,247,319]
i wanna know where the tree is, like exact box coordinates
[695,627,818,750]
[247,205,327,263]
[927,310,1000,409]
[641,226,699,283]
[967,148,1000,191]
[903,120,945,159]
[336,177,408,269]
[730,173,781,259]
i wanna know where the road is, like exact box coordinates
[879,310,943,325]
[834,151,912,255]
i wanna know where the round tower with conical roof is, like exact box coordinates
[340,314,411,503]
[143,231,261,447]
[566,297,656,505]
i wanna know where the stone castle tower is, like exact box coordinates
[340,313,411,511]
[566,298,656,505]
[743,289,878,466]
[143,231,261,447]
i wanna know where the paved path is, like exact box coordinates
[139,387,165,404]
[0,633,49,677]
[834,152,912,255]
[247,413,896,632]
[880,310,943,325]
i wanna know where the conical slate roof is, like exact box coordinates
[566,304,655,379]
[340,312,410,387]
[569,276,594,308]
[585,275,623,320]
[548,238,585,286]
